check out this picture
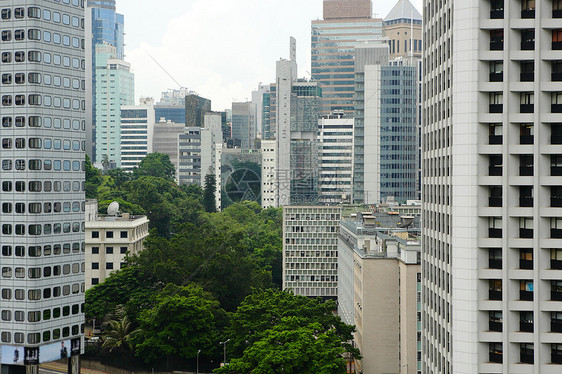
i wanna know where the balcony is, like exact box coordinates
[490,103,503,113]
[520,351,534,364]
[491,9,504,19]
[489,197,502,207]
[553,104,562,113]
[490,72,503,82]
[520,290,534,301]
[490,41,504,51]
[521,40,535,50]
[489,289,502,300]
[552,319,562,333]
[489,228,502,238]
[520,259,533,270]
[520,197,533,207]
[520,228,533,239]
[552,259,562,270]
[489,135,502,144]
[520,72,534,82]
[489,166,502,176]
[520,104,534,113]
[551,197,562,207]
[489,258,502,269]
[520,320,534,332]
[490,351,503,364]
[520,134,533,144]
[552,228,562,239]
[489,320,502,332]
[521,9,535,19]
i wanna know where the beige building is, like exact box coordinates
[383,0,422,60]
[85,200,149,289]
[338,210,421,374]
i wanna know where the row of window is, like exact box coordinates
[2,159,84,172]
[2,201,84,214]
[0,324,83,345]
[1,50,84,70]
[2,72,84,90]
[91,231,129,239]
[91,246,129,255]
[1,95,84,110]
[2,243,84,257]
[2,263,83,279]
[1,7,83,28]
[2,138,83,150]
[1,222,84,236]
[1,28,83,50]
[1,304,83,324]
[1,283,83,301]
[2,116,85,130]
[91,262,124,271]
[1,181,84,193]
[488,342,562,365]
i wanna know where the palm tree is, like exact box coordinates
[102,316,140,353]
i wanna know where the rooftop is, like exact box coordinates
[384,0,422,22]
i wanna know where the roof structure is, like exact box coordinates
[384,0,422,22]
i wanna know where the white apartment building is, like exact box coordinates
[0,1,86,369]
[422,1,562,373]
[120,98,155,172]
[282,206,341,298]
[200,112,223,209]
[318,115,354,205]
[261,140,277,208]
[84,201,149,290]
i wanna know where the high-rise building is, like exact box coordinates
[93,42,134,168]
[383,0,422,59]
[200,113,223,209]
[185,94,211,127]
[231,102,256,149]
[251,84,270,139]
[338,210,421,374]
[152,120,185,181]
[177,127,202,186]
[283,206,341,298]
[120,98,155,172]
[154,89,190,124]
[261,140,277,208]
[318,113,354,204]
[261,90,273,140]
[423,1,562,372]
[311,0,383,117]
[85,0,125,162]
[0,1,86,370]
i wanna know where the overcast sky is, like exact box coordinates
[116,0,423,111]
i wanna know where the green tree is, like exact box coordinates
[105,168,133,188]
[133,284,225,367]
[85,154,102,199]
[203,174,217,213]
[133,153,175,180]
[216,317,349,374]
[102,316,140,353]
[98,198,145,216]
[225,289,358,360]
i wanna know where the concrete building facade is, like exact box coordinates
[231,101,256,149]
[119,98,155,172]
[283,206,341,298]
[84,201,148,290]
[152,120,185,180]
[338,211,421,374]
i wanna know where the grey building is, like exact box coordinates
[231,101,256,149]
[177,127,202,186]
[0,1,86,370]
[152,120,185,180]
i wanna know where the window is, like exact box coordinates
[120,231,128,239]
[27,29,41,41]
[106,231,114,239]
[521,343,534,364]
[522,0,535,18]
[489,311,502,332]
[106,247,113,254]
[106,263,114,270]
[520,280,534,301]
[489,343,503,363]
[489,279,502,300]
[554,30,562,50]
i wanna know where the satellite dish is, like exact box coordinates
[107,201,120,216]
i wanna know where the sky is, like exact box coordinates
[116,0,423,111]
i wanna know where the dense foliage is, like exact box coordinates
[84,155,357,372]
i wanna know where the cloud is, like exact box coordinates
[120,0,424,111]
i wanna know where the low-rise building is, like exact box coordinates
[85,200,149,289]
[338,209,421,374]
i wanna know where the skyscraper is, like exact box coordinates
[423,0,562,372]
[231,102,256,149]
[85,0,125,162]
[185,94,211,128]
[0,1,86,371]
[383,0,422,59]
[93,42,134,167]
[311,0,383,117]
[120,98,155,172]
